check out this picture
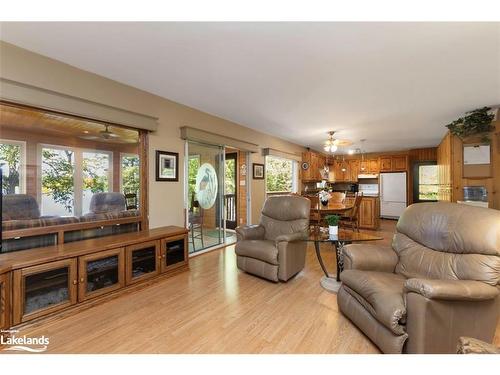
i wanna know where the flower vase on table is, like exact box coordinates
[318,190,331,207]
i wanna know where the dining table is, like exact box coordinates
[311,200,354,215]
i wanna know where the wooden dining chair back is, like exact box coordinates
[340,192,363,232]
[330,191,346,203]
[306,195,321,230]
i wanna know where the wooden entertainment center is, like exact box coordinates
[0,226,188,331]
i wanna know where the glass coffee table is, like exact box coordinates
[304,228,383,293]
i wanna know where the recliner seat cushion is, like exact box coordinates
[235,240,279,265]
[340,270,407,335]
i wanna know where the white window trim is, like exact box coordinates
[0,138,27,194]
[38,144,113,216]
[265,155,298,194]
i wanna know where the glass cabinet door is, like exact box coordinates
[160,236,187,272]
[78,248,125,302]
[125,240,160,285]
[13,259,78,325]
[0,273,10,329]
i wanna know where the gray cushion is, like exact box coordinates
[88,192,126,214]
[2,194,41,220]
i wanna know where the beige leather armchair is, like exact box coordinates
[235,195,310,282]
[337,202,500,354]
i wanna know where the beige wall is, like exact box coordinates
[0,41,305,227]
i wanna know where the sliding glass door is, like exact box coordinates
[186,141,225,254]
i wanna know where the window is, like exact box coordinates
[413,163,438,202]
[187,155,200,208]
[41,146,75,216]
[265,156,298,194]
[0,139,26,194]
[82,151,112,214]
[120,154,140,195]
[41,147,113,216]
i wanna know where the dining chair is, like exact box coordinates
[306,194,321,230]
[339,192,363,232]
[330,191,346,203]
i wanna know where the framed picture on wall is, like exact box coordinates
[156,150,179,181]
[252,163,265,179]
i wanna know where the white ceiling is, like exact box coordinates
[1,22,499,152]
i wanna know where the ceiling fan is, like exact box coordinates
[80,124,123,142]
[323,131,352,153]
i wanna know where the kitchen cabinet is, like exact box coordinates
[358,197,380,229]
[369,159,380,174]
[332,159,351,182]
[349,160,360,182]
[379,155,408,172]
[302,151,327,181]
[0,273,10,330]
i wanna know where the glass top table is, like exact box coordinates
[305,227,383,293]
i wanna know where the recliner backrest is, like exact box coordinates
[2,194,41,220]
[89,192,126,214]
[392,203,500,286]
[260,195,310,241]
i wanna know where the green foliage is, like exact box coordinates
[0,143,21,194]
[324,214,340,226]
[83,154,109,194]
[188,156,200,207]
[266,156,293,193]
[121,155,140,195]
[225,158,236,194]
[446,107,494,142]
[41,149,75,212]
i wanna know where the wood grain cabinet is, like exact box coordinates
[379,155,408,172]
[126,240,160,285]
[302,151,327,181]
[13,259,78,325]
[392,155,408,171]
[78,248,125,302]
[0,273,10,329]
[160,235,188,272]
[379,157,393,172]
[368,159,380,174]
[358,197,380,229]
[349,160,360,182]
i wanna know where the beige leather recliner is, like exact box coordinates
[235,195,310,282]
[337,202,500,354]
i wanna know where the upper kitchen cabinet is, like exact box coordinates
[379,155,408,172]
[360,158,379,174]
[349,159,360,182]
[301,151,327,181]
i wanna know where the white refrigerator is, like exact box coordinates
[380,172,407,219]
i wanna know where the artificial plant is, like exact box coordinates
[446,106,495,143]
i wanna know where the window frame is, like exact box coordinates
[0,138,27,194]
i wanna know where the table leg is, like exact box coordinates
[335,241,346,282]
[314,241,330,277]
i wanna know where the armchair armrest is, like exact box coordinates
[404,279,499,301]
[342,244,398,272]
[235,225,265,241]
[275,232,308,243]
[457,337,500,354]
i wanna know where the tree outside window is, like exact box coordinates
[0,142,22,195]
[266,156,294,193]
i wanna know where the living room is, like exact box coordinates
[1,2,500,374]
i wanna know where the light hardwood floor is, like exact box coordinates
[5,220,500,354]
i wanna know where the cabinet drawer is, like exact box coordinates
[13,259,78,325]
